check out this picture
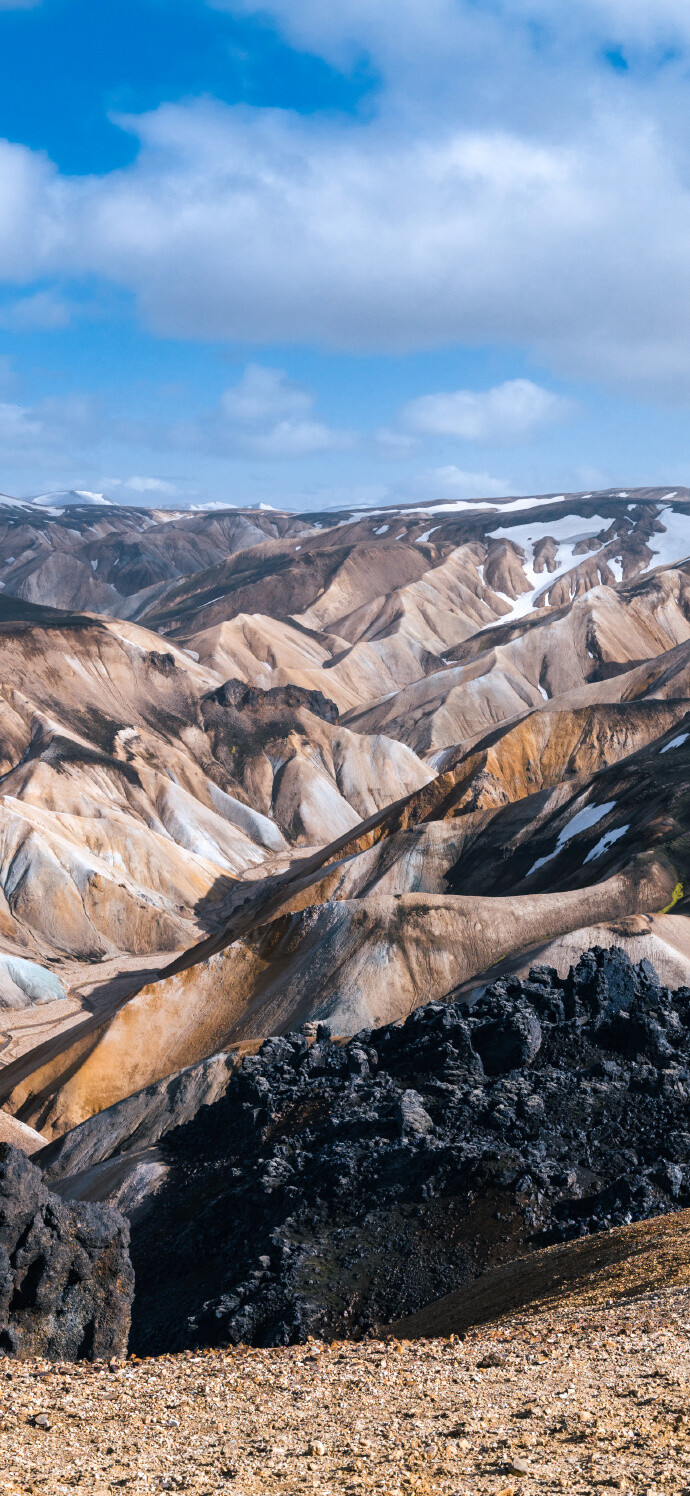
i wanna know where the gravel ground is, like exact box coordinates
[2,1285,690,1494]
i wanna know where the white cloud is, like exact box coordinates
[539,1,690,43]
[124,476,179,494]
[220,363,312,426]
[3,2,690,400]
[399,379,570,443]
[398,465,512,501]
[21,101,680,393]
[0,140,64,283]
[0,289,73,330]
[213,0,690,61]
[211,364,351,457]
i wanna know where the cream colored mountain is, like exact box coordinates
[3,489,690,1147]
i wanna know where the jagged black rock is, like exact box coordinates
[0,1144,133,1360]
[130,946,690,1353]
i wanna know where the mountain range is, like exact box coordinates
[2,483,690,1349]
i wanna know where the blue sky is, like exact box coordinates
[2,0,690,507]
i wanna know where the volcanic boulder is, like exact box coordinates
[0,1143,133,1360]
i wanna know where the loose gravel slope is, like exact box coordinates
[3,1274,690,1493]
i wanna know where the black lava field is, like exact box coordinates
[130,947,690,1351]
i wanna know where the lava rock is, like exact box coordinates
[129,947,690,1353]
[397,1090,433,1137]
[206,678,339,724]
[0,1143,133,1360]
[471,1009,542,1074]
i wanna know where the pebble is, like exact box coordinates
[0,1285,689,1494]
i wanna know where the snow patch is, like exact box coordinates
[526,800,617,877]
[345,494,576,524]
[481,513,618,628]
[583,825,629,863]
[648,506,690,570]
[0,955,67,1005]
[660,732,690,754]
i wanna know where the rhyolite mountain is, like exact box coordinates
[2,485,690,1350]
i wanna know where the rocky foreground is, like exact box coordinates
[2,1282,690,1494]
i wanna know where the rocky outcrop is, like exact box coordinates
[207,677,340,724]
[129,948,690,1353]
[0,1143,132,1359]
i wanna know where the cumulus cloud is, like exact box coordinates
[0,290,74,329]
[397,465,512,501]
[17,101,675,393]
[220,364,313,428]
[6,99,656,395]
[1,95,690,394]
[124,476,179,494]
[3,1,690,399]
[0,140,64,283]
[540,0,690,42]
[208,364,351,457]
[213,0,690,60]
[399,379,570,443]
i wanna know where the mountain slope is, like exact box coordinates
[4,486,690,1151]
